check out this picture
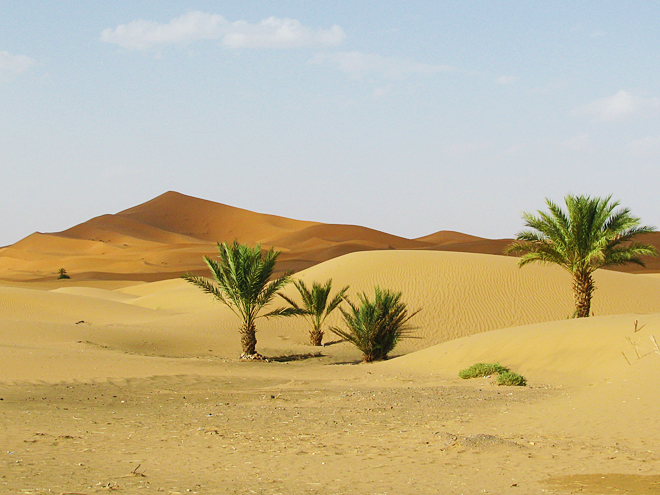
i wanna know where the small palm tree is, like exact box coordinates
[505,195,657,318]
[280,279,349,346]
[57,268,70,280]
[183,241,299,358]
[331,287,418,362]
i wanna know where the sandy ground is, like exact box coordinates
[1,357,659,494]
[1,241,660,493]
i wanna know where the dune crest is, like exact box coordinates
[2,191,660,282]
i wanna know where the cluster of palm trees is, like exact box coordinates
[184,241,416,361]
[185,194,656,361]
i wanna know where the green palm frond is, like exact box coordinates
[505,194,657,318]
[182,273,231,307]
[183,240,296,355]
[261,307,305,318]
[331,287,418,362]
[506,194,657,274]
[278,292,304,312]
[280,279,349,345]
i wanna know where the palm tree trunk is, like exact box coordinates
[572,270,595,318]
[309,325,324,346]
[240,320,257,356]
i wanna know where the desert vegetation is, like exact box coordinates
[497,371,527,386]
[331,286,418,362]
[280,279,349,346]
[183,241,300,358]
[506,195,657,317]
[459,362,527,386]
[57,267,70,279]
[458,362,510,379]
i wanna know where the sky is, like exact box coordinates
[2,1,660,246]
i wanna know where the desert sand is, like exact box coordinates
[1,193,660,494]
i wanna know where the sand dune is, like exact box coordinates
[280,250,660,352]
[263,223,428,251]
[414,230,485,245]
[58,213,206,245]
[116,191,319,243]
[385,312,660,385]
[2,191,660,494]
[3,250,660,378]
[2,191,659,283]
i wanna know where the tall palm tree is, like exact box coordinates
[505,195,657,317]
[183,241,299,358]
[280,279,349,346]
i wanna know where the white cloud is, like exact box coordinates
[629,136,660,156]
[100,11,345,50]
[495,75,517,85]
[0,50,34,80]
[573,90,660,123]
[311,51,455,80]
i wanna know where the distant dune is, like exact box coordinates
[1,190,659,282]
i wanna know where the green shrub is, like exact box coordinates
[330,286,418,362]
[57,268,70,280]
[497,371,527,386]
[458,362,510,379]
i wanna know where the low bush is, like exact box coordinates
[458,362,509,379]
[497,371,527,386]
[331,286,418,362]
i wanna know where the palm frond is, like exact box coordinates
[331,287,417,362]
[261,307,305,318]
[184,240,296,354]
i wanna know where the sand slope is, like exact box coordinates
[3,250,660,384]
[280,250,660,351]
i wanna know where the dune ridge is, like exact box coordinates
[2,190,660,282]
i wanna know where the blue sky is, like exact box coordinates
[2,1,659,246]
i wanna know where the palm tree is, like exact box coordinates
[280,279,349,346]
[183,241,299,358]
[331,287,418,362]
[505,195,657,318]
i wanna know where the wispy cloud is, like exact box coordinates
[573,90,660,123]
[0,50,34,80]
[311,51,455,80]
[100,11,345,50]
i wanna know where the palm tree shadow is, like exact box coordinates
[268,352,324,362]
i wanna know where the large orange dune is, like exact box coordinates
[2,191,659,282]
